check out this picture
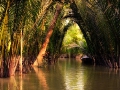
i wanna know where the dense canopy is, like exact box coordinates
[0,0,120,77]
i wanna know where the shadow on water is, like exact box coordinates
[0,58,120,90]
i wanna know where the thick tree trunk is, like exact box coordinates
[33,3,62,67]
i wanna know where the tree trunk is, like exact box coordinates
[33,3,62,67]
[9,56,19,76]
[19,30,23,75]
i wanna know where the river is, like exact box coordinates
[0,58,120,90]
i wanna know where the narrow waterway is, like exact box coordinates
[0,58,120,90]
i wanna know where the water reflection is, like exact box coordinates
[33,67,49,90]
[84,66,120,90]
[0,58,120,90]
[60,59,85,90]
[0,76,18,90]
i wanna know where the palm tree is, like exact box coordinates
[33,2,63,66]
[72,0,120,67]
[0,0,26,77]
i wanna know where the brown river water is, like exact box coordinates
[0,58,120,90]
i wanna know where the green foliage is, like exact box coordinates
[73,0,120,67]
[0,0,120,69]
[62,23,87,54]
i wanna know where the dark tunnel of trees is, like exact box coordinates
[0,0,120,77]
